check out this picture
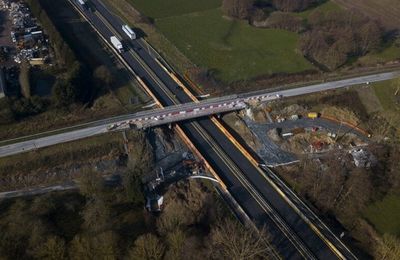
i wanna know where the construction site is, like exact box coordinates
[223,97,374,168]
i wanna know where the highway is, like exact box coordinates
[74,1,361,258]
[2,0,398,258]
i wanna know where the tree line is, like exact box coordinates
[222,0,320,19]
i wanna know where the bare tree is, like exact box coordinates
[165,229,186,260]
[375,234,400,260]
[128,233,165,260]
[334,168,372,222]
[358,21,382,55]
[209,219,272,260]
[156,200,189,235]
[77,168,104,199]
[81,199,111,233]
[31,236,66,260]
[272,0,318,12]
[69,231,118,260]
[222,0,254,19]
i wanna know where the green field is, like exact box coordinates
[359,44,400,65]
[128,0,221,18]
[156,9,313,82]
[373,79,400,111]
[364,195,400,236]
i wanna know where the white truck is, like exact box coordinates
[122,24,136,40]
[110,36,123,53]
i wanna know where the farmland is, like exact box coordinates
[129,0,314,83]
[156,9,313,83]
[364,195,400,236]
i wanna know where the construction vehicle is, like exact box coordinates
[307,112,319,119]
[110,36,123,53]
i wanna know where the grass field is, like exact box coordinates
[128,0,221,18]
[156,9,313,82]
[372,79,400,137]
[364,195,400,236]
[373,79,400,111]
[359,44,400,66]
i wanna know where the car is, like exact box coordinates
[107,124,117,131]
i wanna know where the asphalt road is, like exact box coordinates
[2,0,396,258]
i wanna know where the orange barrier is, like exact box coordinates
[320,115,372,137]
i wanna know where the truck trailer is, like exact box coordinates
[122,25,136,40]
[110,36,123,53]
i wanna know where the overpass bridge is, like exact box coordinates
[0,94,277,158]
[108,94,280,131]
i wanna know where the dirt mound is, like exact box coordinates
[321,106,361,125]
[267,128,281,142]
[281,104,307,116]
[223,113,262,151]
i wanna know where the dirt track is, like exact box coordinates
[333,0,400,31]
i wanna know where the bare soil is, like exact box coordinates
[223,112,262,151]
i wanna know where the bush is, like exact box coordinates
[10,96,48,119]
[222,0,254,19]
[52,79,76,108]
[265,12,305,32]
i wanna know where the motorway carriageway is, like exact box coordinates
[71,0,356,259]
